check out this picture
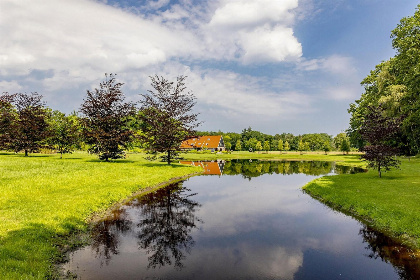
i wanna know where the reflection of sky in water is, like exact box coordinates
[64,167,409,280]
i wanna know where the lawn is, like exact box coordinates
[303,156,420,249]
[0,152,201,279]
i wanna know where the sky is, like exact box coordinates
[1,0,419,136]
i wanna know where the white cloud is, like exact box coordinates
[0,80,23,93]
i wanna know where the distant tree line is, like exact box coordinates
[197,128,351,153]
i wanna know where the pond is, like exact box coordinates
[63,160,420,279]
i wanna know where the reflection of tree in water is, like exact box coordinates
[222,160,365,179]
[90,207,133,265]
[360,225,420,280]
[88,181,201,270]
[136,183,202,269]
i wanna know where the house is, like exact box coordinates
[180,135,225,152]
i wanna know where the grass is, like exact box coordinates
[0,152,201,279]
[303,156,420,249]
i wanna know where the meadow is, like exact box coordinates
[303,156,420,250]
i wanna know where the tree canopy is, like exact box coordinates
[348,4,420,155]
[138,75,200,164]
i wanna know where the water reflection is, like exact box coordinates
[360,225,420,280]
[181,159,366,178]
[88,183,201,270]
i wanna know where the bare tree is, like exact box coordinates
[138,75,201,164]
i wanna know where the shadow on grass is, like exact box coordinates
[0,218,88,279]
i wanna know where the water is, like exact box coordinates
[63,160,420,279]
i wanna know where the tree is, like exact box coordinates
[348,5,420,155]
[284,141,290,152]
[298,139,305,154]
[340,139,350,154]
[255,141,262,152]
[278,139,284,152]
[263,141,270,153]
[7,93,49,156]
[360,105,402,177]
[139,75,200,164]
[224,135,232,151]
[47,111,81,158]
[322,141,331,155]
[0,93,16,150]
[235,140,242,151]
[80,73,136,161]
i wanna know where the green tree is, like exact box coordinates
[340,139,350,154]
[322,141,331,155]
[80,73,136,161]
[298,139,305,153]
[348,5,420,155]
[284,141,290,152]
[255,141,263,151]
[278,139,284,152]
[224,135,232,151]
[0,93,16,150]
[263,141,270,152]
[47,111,81,158]
[139,75,200,164]
[235,140,242,151]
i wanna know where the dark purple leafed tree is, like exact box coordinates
[80,73,136,161]
[0,93,16,150]
[5,93,49,156]
[138,75,201,164]
[359,105,402,177]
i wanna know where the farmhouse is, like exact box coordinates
[180,135,225,152]
[179,160,225,175]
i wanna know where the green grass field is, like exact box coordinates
[0,152,201,279]
[303,156,420,249]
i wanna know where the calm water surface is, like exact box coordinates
[63,161,420,279]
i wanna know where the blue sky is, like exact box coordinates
[0,0,418,135]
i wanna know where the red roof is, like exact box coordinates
[180,135,222,149]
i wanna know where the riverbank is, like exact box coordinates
[0,152,202,279]
[303,156,420,250]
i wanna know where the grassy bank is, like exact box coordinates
[303,157,420,249]
[0,152,201,279]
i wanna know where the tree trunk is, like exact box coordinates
[378,165,381,178]
[24,149,28,157]
[167,150,171,165]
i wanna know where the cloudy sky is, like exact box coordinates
[1,0,418,135]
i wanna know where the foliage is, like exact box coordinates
[284,141,290,152]
[340,138,350,154]
[80,73,136,161]
[348,4,420,155]
[235,140,242,151]
[138,75,200,164]
[263,141,270,152]
[0,93,16,150]
[278,139,284,151]
[255,141,263,151]
[47,111,81,158]
[6,93,49,156]
[359,105,402,177]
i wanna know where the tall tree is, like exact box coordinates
[139,75,200,164]
[235,140,242,151]
[7,93,49,156]
[348,5,420,155]
[80,74,136,161]
[360,105,402,177]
